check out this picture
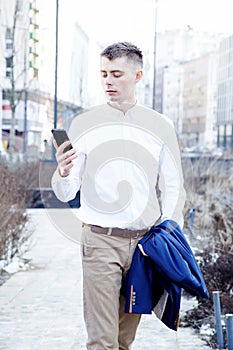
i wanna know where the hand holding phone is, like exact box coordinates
[51,128,77,177]
[51,128,73,153]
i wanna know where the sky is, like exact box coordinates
[60,0,233,45]
[41,0,233,50]
[38,0,233,103]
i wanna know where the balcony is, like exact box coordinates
[29,32,39,43]
[29,2,39,13]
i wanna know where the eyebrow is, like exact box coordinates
[100,69,124,73]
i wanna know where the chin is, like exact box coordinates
[108,96,119,102]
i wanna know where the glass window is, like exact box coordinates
[6,42,12,50]
[5,28,12,40]
[6,57,13,68]
[6,70,11,78]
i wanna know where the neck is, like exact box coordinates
[108,100,137,113]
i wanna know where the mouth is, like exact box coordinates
[106,90,117,95]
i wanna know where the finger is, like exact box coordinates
[56,146,76,162]
[58,163,73,177]
[61,162,73,172]
[61,150,77,166]
[56,148,78,174]
[53,139,58,149]
[56,140,72,154]
[64,148,78,159]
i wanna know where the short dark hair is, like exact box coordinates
[100,42,143,68]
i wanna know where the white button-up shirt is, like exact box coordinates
[51,104,186,230]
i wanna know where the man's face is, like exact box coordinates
[100,56,142,106]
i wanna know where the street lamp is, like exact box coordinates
[23,34,28,161]
[54,0,59,129]
[152,0,158,110]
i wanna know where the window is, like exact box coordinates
[2,90,10,99]
[6,57,13,68]
[6,42,13,50]
[6,70,11,78]
[5,28,12,40]
[18,0,23,11]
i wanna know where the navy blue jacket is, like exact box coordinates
[121,220,209,331]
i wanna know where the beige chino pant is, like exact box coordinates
[80,225,142,350]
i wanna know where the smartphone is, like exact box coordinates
[51,128,73,153]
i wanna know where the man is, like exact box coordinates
[52,42,186,350]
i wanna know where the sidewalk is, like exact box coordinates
[0,209,213,350]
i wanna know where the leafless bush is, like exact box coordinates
[0,159,39,261]
[183,157,233,252]
[181,156,233,348]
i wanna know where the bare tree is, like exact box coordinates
[3,0,28,161]
[8,0,20,160]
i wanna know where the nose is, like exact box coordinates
[105,75,112,86]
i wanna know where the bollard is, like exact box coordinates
[213,291,224,349]
[226,314,233,350]
[189,208,195,237]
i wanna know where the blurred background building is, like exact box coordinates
[0,0,85,160]
[0,0,233,160]
[216,35,233,151]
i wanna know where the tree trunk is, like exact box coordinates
[8,0,19,162]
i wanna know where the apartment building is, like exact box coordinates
[0,0,85,157]
[68,23,89,108]
[216,35,233,150]
[145,28,223,128]
[181,52,218,148]
[154,28,223,148]
[0,0,42,154]
[156,28,222,69]
[29,0,39,80]
[162,63,184,136]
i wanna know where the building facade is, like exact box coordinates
[69,23,89,108]
[0,0,42,155]
[181,52,218,148]
[156,28,223,68]
[0,0,84,157]
[216,34,233,150]
[29,0,39,80]
[153,28,223,149]
[163,63,184,136]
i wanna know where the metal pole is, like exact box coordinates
[226,314,233,350]
[52,0,59,160]
[189,207,195,237]
[152,0,158,110]
[54,0,59,129]
[23,89,28,160]
[0,86,3,153]
[23,36,28,161]
[213,291,224,349]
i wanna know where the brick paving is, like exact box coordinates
[0,209,213,349]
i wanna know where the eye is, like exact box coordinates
[113,72,122,78]
[101,72,107,78]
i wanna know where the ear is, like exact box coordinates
[135,69,143,83]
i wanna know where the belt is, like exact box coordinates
[84,224,148,239]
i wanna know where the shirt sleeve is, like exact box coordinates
[157,130,186,228]
[51,151,86,202]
